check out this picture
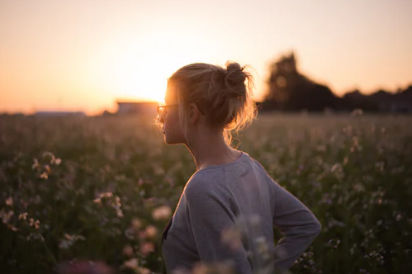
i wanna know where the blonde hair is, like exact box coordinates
[166,61,257,146]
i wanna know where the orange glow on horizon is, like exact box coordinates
[1,1,411,114]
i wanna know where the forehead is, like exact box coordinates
[164,81,179,103]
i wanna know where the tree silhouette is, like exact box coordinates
[263,52,340,111]
[260,52,412,113]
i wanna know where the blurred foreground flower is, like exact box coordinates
[152,205,172,220]
[57,260,113,274]
[221,227,242,251]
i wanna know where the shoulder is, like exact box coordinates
[248,155,267,173]
[184,172,228,204]
[185,173,215,197]
[248,156,279,190]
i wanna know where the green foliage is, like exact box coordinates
[0,114,411,274]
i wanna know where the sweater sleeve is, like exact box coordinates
[184,180,253,274]
[271,181,322,271]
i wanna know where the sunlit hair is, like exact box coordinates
[161,61,257,146]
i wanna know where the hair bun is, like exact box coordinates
[224,61,247,98]
[226,61,243,72]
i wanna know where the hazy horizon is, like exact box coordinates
[1,0,411,115]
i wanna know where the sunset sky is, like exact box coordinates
[1,0,411,115]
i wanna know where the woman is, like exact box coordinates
[157,62,321,274]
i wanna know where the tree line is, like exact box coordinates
[259,52,412,113]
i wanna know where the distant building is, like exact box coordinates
[34,111,85,117]
[116,100,158,115]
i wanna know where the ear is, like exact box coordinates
[187,103,200,124]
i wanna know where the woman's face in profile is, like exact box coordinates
[162,86,185,145]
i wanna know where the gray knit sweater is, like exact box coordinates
[161,151,321,274]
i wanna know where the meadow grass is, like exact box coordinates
[0,113,411,274]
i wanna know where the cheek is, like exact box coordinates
[164,111,179,128]
[164,113,188,144]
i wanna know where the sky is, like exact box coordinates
[1,0,411,115]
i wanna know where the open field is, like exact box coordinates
[1,113,411,274]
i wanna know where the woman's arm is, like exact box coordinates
[271,181,322,271]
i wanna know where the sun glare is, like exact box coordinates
[92,33,210,104]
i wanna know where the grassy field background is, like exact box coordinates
[1,113,411,274]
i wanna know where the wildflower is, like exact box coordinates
[94,192,113,204]
[1,210,14,224]
[122,245,134,257]
[57,260,113,274]
[255,236,269,255]
[123,258,139,269]
[152,205,172,220]
[138,230,147,240]
[58,234,86,249]
[32,158,40,169]
[124,226,136,240]
[18,212,28,220]
[34,195,42,204]
[40,172,48,179]
[350,244,357,255]
[221,227,243,251]
[330,163,342,173]
[116,208,124,218]
[139,267,151,274]
[140,242,155,256]
[375,161,385,172]
[99,192,113,198]
[6,224,18,232]
[29,218,40,229]
[192,261,235,274]
[131,218,142,229]
[26,232,45,242]
[52,158,62,165]
[326,238,340,249]
[165,177,175,187]
[145,225,158,238]
[5,196,13,206]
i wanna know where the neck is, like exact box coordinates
[184,129,240,171]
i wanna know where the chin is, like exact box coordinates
[163,135,174,144]
[164,135,184,145]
